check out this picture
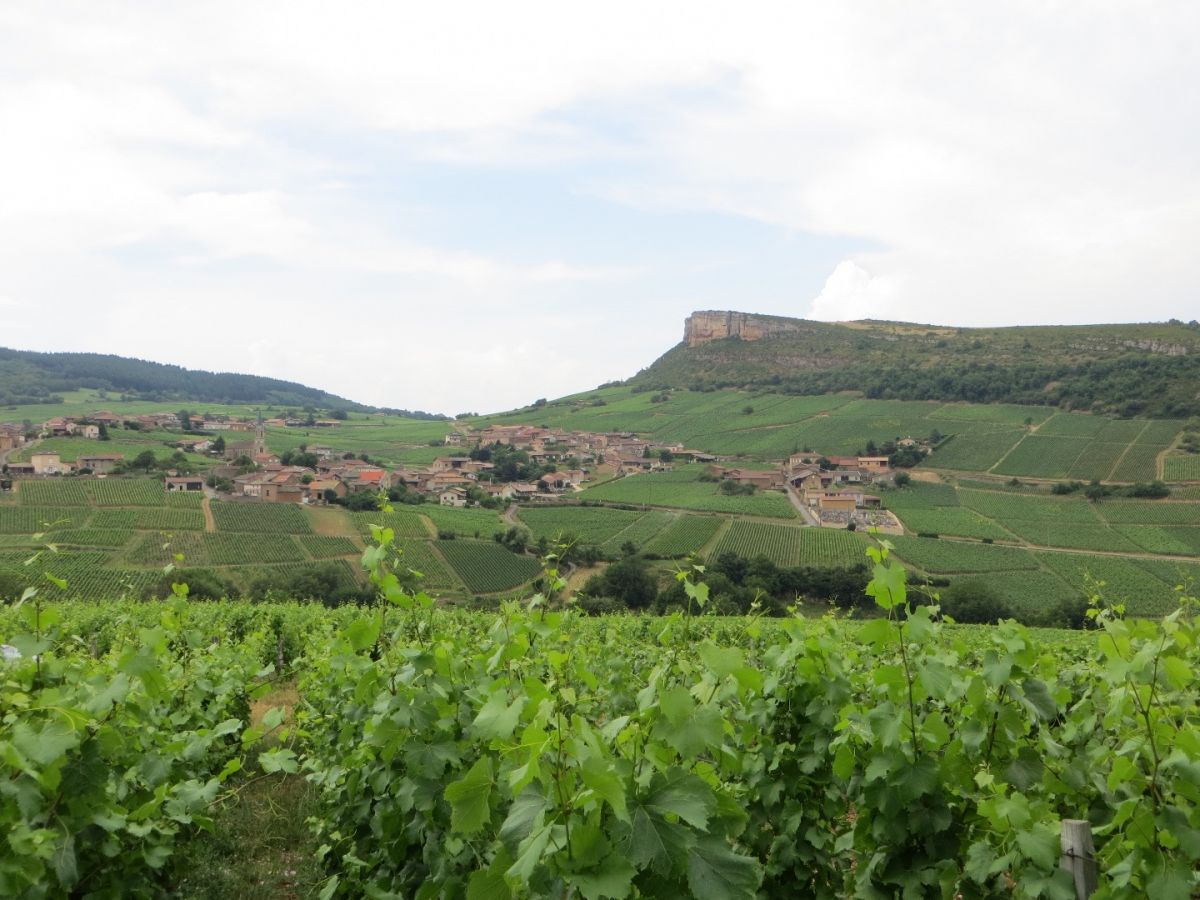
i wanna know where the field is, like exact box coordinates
[393,539,458,590]
[888,507,1011,540]
[644,513,724,557]
[599,510,672,554]
[420,504,506,538]
[127,532,309,566]
[877,479,1200,605]
[516,506,646,545]
[351,509,432,539]
[581,465,797,517]
[1035,551,1191,616]
[712,520,868,568]
[91,507,206,530]
[0,505,92,533]
[476,386,1181,478]
[434,539,542,592]
[211,501,313,534]
[886,536,1039,574]
[1164,454,1200,481]
[298,535,359,558]
[17,479,90,506]
[9,432,213,470]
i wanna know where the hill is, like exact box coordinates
[629,311,1200,417]
[0,347,445,416]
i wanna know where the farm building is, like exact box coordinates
[165,475,205,492]
[78,455,123,474]
[31,452,66,475]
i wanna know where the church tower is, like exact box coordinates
[253,410,266,458]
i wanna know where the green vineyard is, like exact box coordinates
[712,521,868,568]
[434,539,542,593]
[4,546,1195,897]
[644,514,724,557]
[211,501,313,534]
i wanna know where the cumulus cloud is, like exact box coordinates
[809,261,897,323]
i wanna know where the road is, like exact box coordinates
[785,485,821,526]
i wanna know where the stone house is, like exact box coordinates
[78,455,123,474]
[439,487,469,507]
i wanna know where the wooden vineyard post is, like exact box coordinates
[1060,819,1098,898]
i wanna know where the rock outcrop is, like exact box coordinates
[683,311,810,347]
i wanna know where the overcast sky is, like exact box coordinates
[2,3,1197,413]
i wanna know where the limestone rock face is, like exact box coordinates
[683,311,809,347]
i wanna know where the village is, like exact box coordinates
[0,413,912,530]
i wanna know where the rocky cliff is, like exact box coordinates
[683,311,812,347]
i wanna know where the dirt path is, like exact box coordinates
[201,496,216,532]
[169,681,322,899]
[502,503,520,527]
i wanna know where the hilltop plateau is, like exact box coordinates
[629,311,1200,418]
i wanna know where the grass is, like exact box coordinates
[168,682,324,900]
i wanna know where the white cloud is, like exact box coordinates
[809,261,897,323]
[1,2,1198,409]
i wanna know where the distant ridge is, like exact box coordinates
[0,347,443,418]
[631,311,1200,417]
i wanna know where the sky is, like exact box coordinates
[2,3,1198,414]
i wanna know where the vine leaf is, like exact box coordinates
[685,835,762,900]
[446,757,494,834]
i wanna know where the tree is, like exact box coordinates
[893,472,912,487]
[0,570,24,601]
[340,491,380,511]
[939,580,1012,624]
[658,449,674,463]
[132,450,157,470]
[178,409,192,431]
[98,422,110,441]
[211,435,226,454]
[582,556,658,609]
[864,439,878,456]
